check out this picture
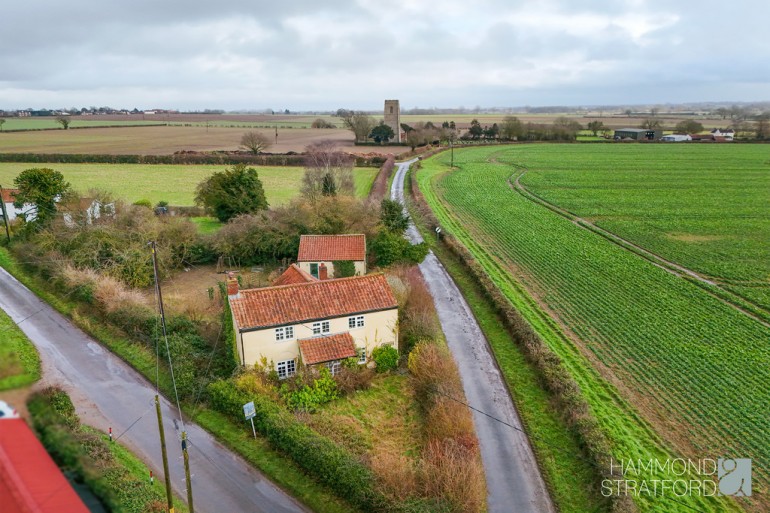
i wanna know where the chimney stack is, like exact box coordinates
[226,271,239,298]
[319,263,328,281]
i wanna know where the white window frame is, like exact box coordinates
[325,360,341,376]
[348,315,364,329]
[313,321,330,335]
[277,359,296,379]
[357,347,366,364]
[275,326,294,341]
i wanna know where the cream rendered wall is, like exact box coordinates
[297,260,367,277]
[239,308,398,368]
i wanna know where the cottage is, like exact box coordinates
[710,129,735,140]
[228,271,398,376]
[0,188,35,222]
[297,234,367,279]
[61,197,115,227]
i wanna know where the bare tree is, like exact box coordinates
[240,131,272,154]
[301,141,355,201]
[56,115,71,129]
[640,118,661,129]
[340,111,376,143]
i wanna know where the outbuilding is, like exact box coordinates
[614,128,662,141]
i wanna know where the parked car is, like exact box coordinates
[0,400,19,419]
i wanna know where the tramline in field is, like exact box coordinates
[417,144,769,512]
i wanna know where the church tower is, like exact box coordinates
[384,99,401,143]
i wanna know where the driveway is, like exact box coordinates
[392,160,555,513]
[0,266,308,513]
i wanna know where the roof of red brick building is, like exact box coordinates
[230,273,397,330]
[272,264,318,287]
[1,188,19,203]
[0,418,90,513]
[297,234,366,262]
[298,332,357,365]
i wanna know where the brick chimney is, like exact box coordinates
[226,271,239,298]
[319,263,328,281]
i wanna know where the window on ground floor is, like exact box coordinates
[325,360,341,376]
[357,347,366,364]
[277,359,296,379]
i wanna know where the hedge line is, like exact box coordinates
[367,154,395,203]
[0,152,385,167]
[207,380,442,513]
[408,164,636,513]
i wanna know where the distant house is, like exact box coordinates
[614,128,662,141]
[710,129,735,140]
[0,188,35,222]
[61,197,115,227]
[661,134,692,142]
[228,272,398,376]
[297,234,367,279]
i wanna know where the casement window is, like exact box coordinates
[348,315,365,329]
[312,321,330,335]
[275,326,294,341]
[277,359,296,379]
[357,348,366,364]
[325,360,341,376]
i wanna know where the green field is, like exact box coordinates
[417,145,768,512]
[0,163,378,206]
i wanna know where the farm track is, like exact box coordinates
[509,166,770,328]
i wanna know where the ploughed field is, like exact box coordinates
[417,144,769,512]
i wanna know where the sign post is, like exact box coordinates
[435,226,441,241]
[243,401,256,440]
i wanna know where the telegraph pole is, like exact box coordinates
[149,241,194,513]
[0,185,11,243]
[150,241,175,513]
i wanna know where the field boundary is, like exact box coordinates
[510,167,770,326]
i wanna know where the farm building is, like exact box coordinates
[297,234,367,278]
[614,128,662,141]
[661,134,692,142]
[227,272,398,375]
[711,128,735,140]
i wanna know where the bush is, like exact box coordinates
[334,363,375,394]
[371,230,429,267]
[332,260,356,278]
[281,367,339,412]
[372,344,399,372]
[132,199,152,208]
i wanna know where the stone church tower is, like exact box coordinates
[384,99,401,142]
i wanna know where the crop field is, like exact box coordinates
[0,118,165,130]
[417,145,769,512]
[0,163,378,206]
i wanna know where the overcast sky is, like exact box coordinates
[1,1,768,111]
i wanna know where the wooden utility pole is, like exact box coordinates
[150,241,175,513]
[150,241,194,513]
[0,185,11,243]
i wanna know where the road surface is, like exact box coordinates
[0,266,308,513]
[392,159,555,513]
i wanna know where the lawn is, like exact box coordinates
[417,145,763,512]
[0,307,40,391]
[0,163,379,206]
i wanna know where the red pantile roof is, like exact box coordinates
[230,274,397,330]
[299,332,357,365]
[297,234,366,262]
[272,264,318,286]
[1,188,19,203]
[0,419,90,513]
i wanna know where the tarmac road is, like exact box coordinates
[0,266,308,513]
[392,159,555,513]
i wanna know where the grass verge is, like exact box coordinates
[0,307,41,390]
